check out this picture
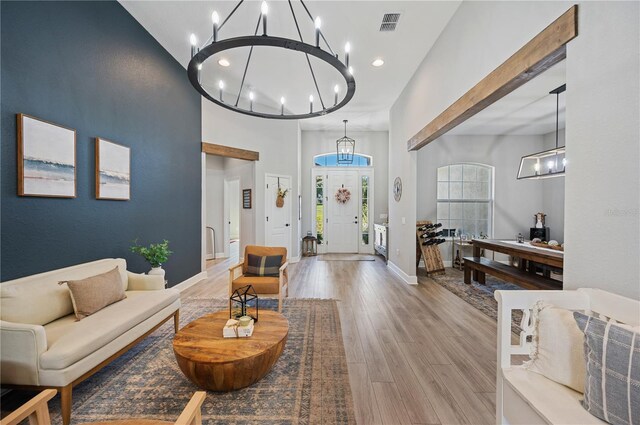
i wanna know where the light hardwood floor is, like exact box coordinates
[184,254,497,425]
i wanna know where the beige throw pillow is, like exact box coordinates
[61,267,126,320]
[524,301,586,393]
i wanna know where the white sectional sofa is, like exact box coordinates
[0,258,181,425]
[495,288,640,425]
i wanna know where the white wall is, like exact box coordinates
[390,1,640,299]
[202,100,301,259]
[417,134,547,262]
[205,155,225,254]
[228,176,240,240]
[223,158,254,255]
[564,2,639,298]
[300,130,389,239]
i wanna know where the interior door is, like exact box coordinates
[265,175,291,258]
[327,170,359,253]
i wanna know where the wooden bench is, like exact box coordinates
[463,257,561,290]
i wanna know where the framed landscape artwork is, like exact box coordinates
[95,138,130,200]
[17,113,77,198]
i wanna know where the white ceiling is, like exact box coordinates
[449,60,566,136]
[120,0,461,131]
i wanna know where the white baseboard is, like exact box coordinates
[387,261,418,285]
[289,255,301,264]
[173,271,208,292]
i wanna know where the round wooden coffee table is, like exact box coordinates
[173,310,288,391]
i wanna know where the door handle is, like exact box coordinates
[285,223,290,227]
[354,221,358,224]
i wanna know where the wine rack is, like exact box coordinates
[416,221,446,276]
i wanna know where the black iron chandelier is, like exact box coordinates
[336,120,355,164]
[517,84,567,179]
[187,0,356,120]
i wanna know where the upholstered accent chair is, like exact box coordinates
[229,246,289,312]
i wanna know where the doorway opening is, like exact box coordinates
[265,174,292,259]
[201,142,258,271]
[225,178,240,259]
[311,167,374,254]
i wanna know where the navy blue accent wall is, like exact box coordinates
[1,1,202,285]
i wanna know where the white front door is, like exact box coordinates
[265,175,291,258]
[327,170,359,253]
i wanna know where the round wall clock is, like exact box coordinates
[393,177,402,202]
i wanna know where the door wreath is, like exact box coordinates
[335,187,351,204]
[276,187,288,208]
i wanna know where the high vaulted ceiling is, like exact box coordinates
[120,0,461,131]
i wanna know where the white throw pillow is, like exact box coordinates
[524,301,586,393]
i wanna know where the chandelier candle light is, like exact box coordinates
[187,0,355,120]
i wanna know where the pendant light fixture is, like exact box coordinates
[186,0,356,120]
[517,84,567,180]
[336,120,355,164]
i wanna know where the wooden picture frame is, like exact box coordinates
[17,113,77,198]
[95,138,131,200]
[243,189,252,209]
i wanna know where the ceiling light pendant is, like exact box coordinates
[186,0,356,120]
[517,84,567,180]
[336,120,356,164]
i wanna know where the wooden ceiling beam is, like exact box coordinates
[407,5,578,151]
[201,142,259,161]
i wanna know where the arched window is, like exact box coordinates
[314,153,372,167]
[436,163,494,238]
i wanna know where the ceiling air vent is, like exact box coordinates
[379,13,400,32]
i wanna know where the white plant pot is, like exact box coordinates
[148,266,165,277]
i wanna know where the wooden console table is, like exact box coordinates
[464,239,563,290]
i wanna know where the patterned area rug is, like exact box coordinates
[2,299,355,425]
[425,270,524,334]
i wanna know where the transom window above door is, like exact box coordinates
[436,163,493,238]
[314,153,372,167]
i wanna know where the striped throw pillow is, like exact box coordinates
[574,312,640,425]
[246,254,283,277]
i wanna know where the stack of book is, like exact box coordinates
[223,319,254,338]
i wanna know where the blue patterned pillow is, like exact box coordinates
[574,312,640,425]
[245,254,283,277]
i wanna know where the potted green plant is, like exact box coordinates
[130,239,172,277]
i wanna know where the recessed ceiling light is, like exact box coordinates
[218,58,230,67]
[372,58,384,67]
